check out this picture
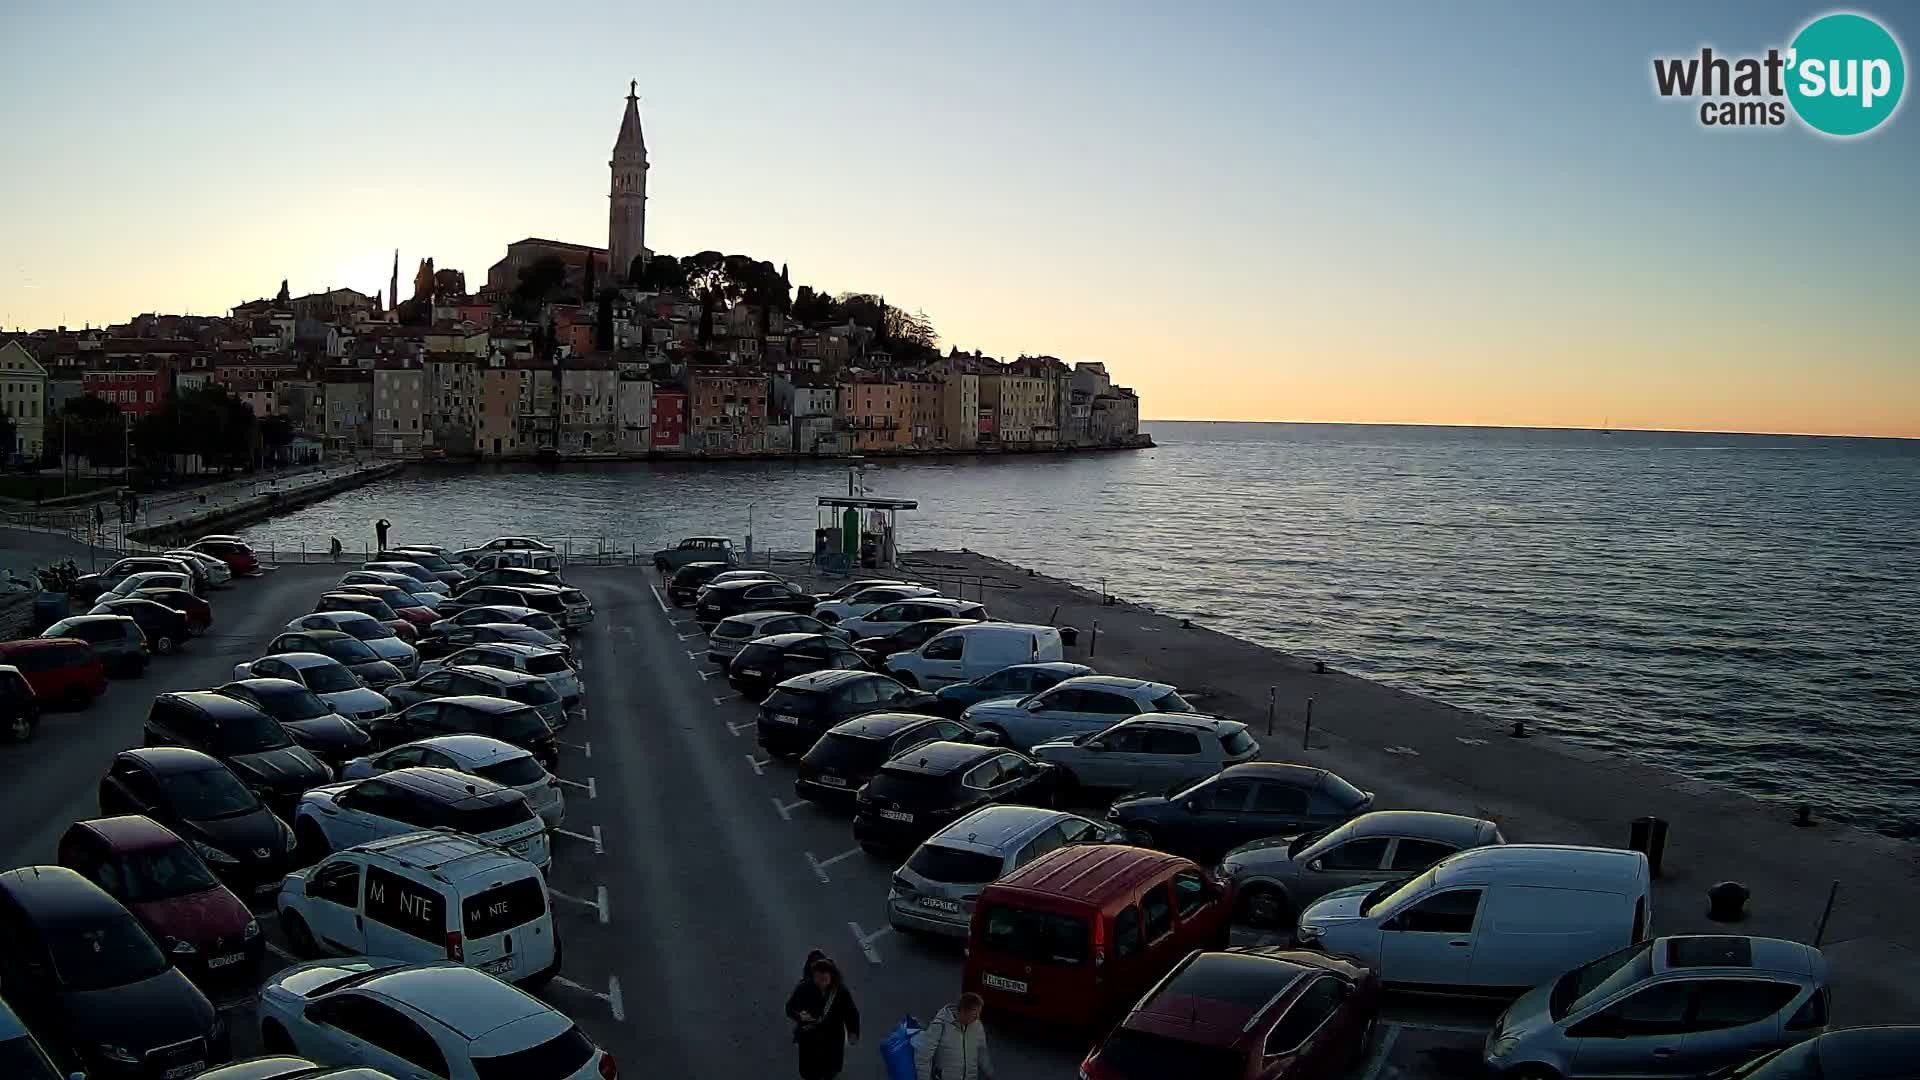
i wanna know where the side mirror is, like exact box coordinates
[1185,800,1198,812]
[1309,857,1325,872]
[1086,741,1106,752]
[971,731,1005,747]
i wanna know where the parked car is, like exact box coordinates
[728,633,871,702]
[365,696,559,772]
[108,569,199,600]
[215,679,374,767]
[927,661,1095,716]
[1296,844,1652,995]
[339,735,565,826]
[0,865,227,1078]
[383,665,567,733]
[666,561,731,606]
[0,995,64,1079]
[383,548,471,585]
[887,805,1117,938]
[1220,810,1506,929]
[354,567,449,598]
[1727,1026,1920,1080]
[334,584,439,629]
[415,622,570,661]
[92,595,193,653]
[707,611,846,664]
[340,571,447,602]
[194,1056,400,1079]
[1110,763,1374,865]
[852,741,1060,854]
[0,637,107,709]
[143,691,335,816]
[440,585,571,628]
[260,630,407,689]
[133,586,214,635]
[190,538,262,576]
[836,598,988,642]
[230,653,394,722]
[693,578,818,628]
[0,664,38,742]
[794,712,992,809]
[57,815,262,983]
[418,643,581,714]
[810,577,918,603]
[961,675,1201,751]
[851,617,984,666]
[811,584,941,625]
[962,844,1233,1028]
[278,831,560,987]
[756,668,939,758]
[166,549,234,586]
[257,959,614,1080]
[453,536,554,563]
[426,605,562,637]
[467,549,563,574]
[293,768,549,869]
[448,567,563,596]
[314,593,417,642]
[284,612,420,675]
[1486,936,1829,1079]
[41,613,148,676]
[97,747,300,898]
[1082,947,1381,1080]
[653,535,737,571]
[1034,714,1257,796]
[695,569,783,599]
[74,555,204,603]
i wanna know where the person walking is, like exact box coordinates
[374,518,391,550]
[785,955,860,1080]
[914,993,992,1080]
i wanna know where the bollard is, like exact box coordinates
[1088,619,1099,657]
[1812,880,1840,946]
[1047,604,1059,627]
[1794,804,1815,828]
[1266,686,1276,737]
[1628,816,1669,878]
[1314,660,1327,675]
[1302,696,1314,750]
[1707,881,1750,922]
[1510,719,1531,739]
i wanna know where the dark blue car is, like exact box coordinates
[930,662,1094,718]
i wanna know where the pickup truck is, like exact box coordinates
[653,535,738,572]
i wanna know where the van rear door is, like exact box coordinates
[971,899,1094,1023]
[461,875,553,982]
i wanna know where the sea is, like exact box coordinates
[239,422,1920,839]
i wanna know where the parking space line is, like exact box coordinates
[608,975,626,1021]
[556,777,596,798]
[648,585,670,613]
[805,847,863,883]
[596,884,609,925]
[217,994,260,1013]
[712,692,741,705]
[678,631,702,641]
[556,738,593,758]
[727,719,756,737]
[548,887,610,925]
[1395,1021,1490,1035]
[848,921,891,964]
[553,825,605,854]
[772,796,809,822]
[746,754,771,776]
[1358,1022,1400,1080]
[697,669,722,680]
[686,650,705,660]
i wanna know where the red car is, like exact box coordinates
[0,637,108,708]
[56,815,261,983]
[335,582,439,630]
[316,591,419,641]
[135,586,213,634]
[190,537,261,576]
[1082,948,1380,1080]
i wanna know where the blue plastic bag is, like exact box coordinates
[880,1014,923,1080]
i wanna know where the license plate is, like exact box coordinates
[816,775,848,788]
[206,952,246,969]
[983,974,1027,994]
[919,897,960,913]
[480,957,515,977]
[773,713,802,726]
[878,809,914,823]
[164,1063,207,1079]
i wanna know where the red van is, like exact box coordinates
[0,637,108,708]
[962,844,1234,1028]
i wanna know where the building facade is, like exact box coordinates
[373,362,426,452]
[0,340,48,457]
[687,371,768,453]
[651,390,686,450]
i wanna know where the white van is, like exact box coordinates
[471,549,563,573]
[1296,844,1651,995]
[883,623,1065,688]
[277,830,560,988]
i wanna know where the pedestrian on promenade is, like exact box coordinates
[374,518,391,550]
[785,955,860,1080]
[329,536,343,562]
[915,992,992,1080]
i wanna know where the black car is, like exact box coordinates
[1732,1027,1920,1079]
[851,741,1059,853]
[851,617,983,665]
[262,630,406,689]
[366,694,559,770]
[693,578,817,629]
[442,585,569,624]
[143,692,334,818]
[756,668,940,758]
[1107,762,1374,864]
[428,605,563,635]
[795,712,998,809]
[214,679,373,767]
[667,561,729,606]
[728,632,870,702]
[97,748,299,897]
[449,567,564,596]
[0,865,227,1078]
[415,622,572,661]
[89,596,192,654]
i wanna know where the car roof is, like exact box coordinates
[306,610,378,624]
[163,689,276,717]
[0,637,77,651]
[120,745,225,774]
[71,814,185,853]
[1800,1027,1920,1070]
[1106,713,1244,734]
[706,578,789,593]
[930,805,1077,853]
[1219,762,1330,785]
[992,844,1192,907]
[1130,950,1318,1043]
[880,740,998,776]
[431,694,535,714]
[223,678,310,696]
[1057,675,1167,694]
[380,767,518,807]
[0,864,129,923]
[408,734,531,764]
[1318,810,1496,845]
[320,591,382,603]
[451,642,554,658]
[777,667,874,690]
[830,712,944,740]
[284,629,353,641]
[718,611,805,628]
[353,831,533,881]
[462,605,539,617]
[274,652,348,671]
[452,664,539,685]
[51,614,133,627]
[357,962,550,1039]
[1429,844,1648,888]
[681,536,731,544]
[752,632,839,649]
[1652,935,1821,978]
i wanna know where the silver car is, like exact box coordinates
[422,642,583,716]
[284,611,420,675]
[384,664,568,732]
[1486,936,1830,1079]
[708,611,847,663]
[1032,713,1259,795]
[1218,810,1504,929]
[961,675,1198,751]
[340,733,565,826]
[887,804,1118,938]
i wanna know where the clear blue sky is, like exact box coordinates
[2,1,1915,434]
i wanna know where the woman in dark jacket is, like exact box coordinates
[785,955,861,1080]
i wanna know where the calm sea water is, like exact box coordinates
[241,422,1920,838]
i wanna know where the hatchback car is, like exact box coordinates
[385,548,472,585]
[666,560,730,606]
[1109,763,1374,865]
[367,559,462,589]
[1081,948,1381,1080]
[284,612,420,675]
[810,577,918,603]
[444,585,571,628]
[215,679,374,767]
[0,865,227,1078]
[757,668,939,758]
[365,696,559,772]
[835,598,988,642]
[654,535,736,571]
[144,691,335,816]
[1726,1026,1920,1080]
[58,816,262,983]
[190,538,262,575]
[335,584,439,629]
[852,741,1060,854]
[384,665,567,733]
[811,583,942,624]
[42,613,148,676]
[728,632,872,702]
[419,643,581,713]
[340,735,565,826]
[929,661,1098,717]
[343,570,447,601]
[231,653,394,721]
[314,593,416,642]
[455,535,555,561]
[98,748,300,898]
[166,549,234,586]
[794,712,991,808]
[1033,714,1260,796]
[694,569,783,598]
[426,605,562,637]
[449,567,564,596]
[260,631,408,689]
[693,578,817,628]
[1219,810,1505,929]
[887,805,1116,937]
[91,595,193,653]
[850,617,984,666]
[0,664,39,743]
[1486,936,1831,1080]
[293,767,550,870]
[416,622,570,661]
[108,569,199,599]
[707,611,846,664]
[131,586,215,634]
[962,675,1200,751]
[0,637,107,709]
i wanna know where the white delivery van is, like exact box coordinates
[472,549,564,573]
[884,623,1065,688]
[1296,844,1651,995]
[277,829,560,988]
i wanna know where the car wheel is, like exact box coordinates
[260,1019,295,1054]
[6,711,33,743]
[154,635,175,655]
[282,912,320,958]
[1506,1067,1559,1080]
[1127,827,1156,848]
[1237,884,1294,930]
[295,821,330,860]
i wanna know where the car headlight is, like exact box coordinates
[189,837,239,864]
[1295,923,1326,943]
[1485,1035,1519,1061]
[244,918,261,941]
[1217,858,1242,877]
[97,1043,140,1063]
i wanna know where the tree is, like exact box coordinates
[132,385,258,474]
[595,293,614,351]
[509,256,570,319]
[642,254,686,294]
[885,306,939,355]
[259,415,294,465]
[0,411,15,462]
[583,257,597,305]
[61,395,126,468]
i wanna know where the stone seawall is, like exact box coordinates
[127,462,407,547]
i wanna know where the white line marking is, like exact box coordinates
[746,754,770,776]
[698,669,722,680]
[806,848,862,883]
[712,692,742,704]
[548,975,595,995]
[556,777,594,794]
[848,920,891,964]
[608,975,626,1021]
[555,738,593,757]
[548,888,603,918]
[678,632,702,641]
[595,884,609,925]
[552,826,604,854]
[686,650,704,660]
[217,994,260,1012]
[1456,736,1489,746]
[266,941,298,963]
[1358,1021,1400,1080]
[1384,745,1421,756]
[587,776,596,799]
[649,585,669,613]
[772,796,809,822]
[728,719,756,737]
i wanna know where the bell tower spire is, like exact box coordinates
[609,80,649,282]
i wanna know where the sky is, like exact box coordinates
[1,1,1915,437]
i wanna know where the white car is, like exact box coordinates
[233,652,394,721]
[342,569,448,600]
[294,767,550,870]
[811,584,942,625]
[109,570,197,598]
[341,734,565,826]
[835,597,987,641]
[165,549,233,585]
[454,537,554,564]
[257,959,615,1080]
[960,675,1199,750]
[286,611,420,675]
[1031,713,1260,794]
[419,642,583,714]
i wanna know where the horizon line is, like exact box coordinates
[1140,418,1920,442]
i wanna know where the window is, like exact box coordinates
[1390,889,1482,934]
[1172,871,1211,918]
[1031,688,1079,713]
[1691,980,1801,1030]
[843,678,882,706]
[1388,839,1457,872]
[1141,884,1173,941]
[1318,838,1390,871]
[317,996,448,1077]
[1144,729,1202,755]
[310,859,361,906]
[1265,977,1346,1055]
[1251,782,1311,815]
[1571,981,1694,1038]
[1200,780,1251,812]
[463,877,546,938]
[962,759,1004,789]
[1104,726,1149,753]
[1086,691,1141,715]
[981,904,1088,966]
[922,634,963,661]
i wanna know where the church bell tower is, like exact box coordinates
[609,80,649,283]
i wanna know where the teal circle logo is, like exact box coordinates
[1787,13,1905,136]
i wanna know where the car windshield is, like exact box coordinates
[525,653,571,676]
[456,799,537,834]
[476,756,548,788]
[865,769,948,809]
[763,688,825,714]
[472,1024,596,1080]
[906,843,1004,884]
[491,707,553,745]
[1094,1030,1246,1080]
[252,685,333,721]
[314,637,378,663]
[46,915,169,991]
[559,589,587,605]
[159,767,260,818]
[113,843,223,902]
[1150,690,1194,713]
[1359,870,1428,916]
[805,732,892,773]
[336,618,393,641]
[506,681,559,707]
[384,590,428,608]
[1288,824,1337,858]
[1221,728,1257,756]
[1552,940,1656,1020]
[402,553,454,570]
[302,663,360,694]
[218,708,295,753]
